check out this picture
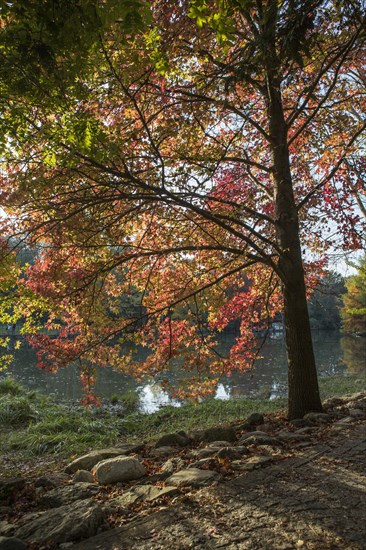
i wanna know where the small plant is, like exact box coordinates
[120,390,140,413]
[0,377,23,396]
[0,395,35,427]
[110,394,120,405]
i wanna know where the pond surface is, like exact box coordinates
[1,331,364,412]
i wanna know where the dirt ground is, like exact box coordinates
[73,420,366,550]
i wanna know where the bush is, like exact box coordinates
[0,377,23,396]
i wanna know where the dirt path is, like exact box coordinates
[73,421,366,550]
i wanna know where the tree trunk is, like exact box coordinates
[264,29,323,419]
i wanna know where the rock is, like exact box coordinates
[188,458,217,469]
[289,418,309,428]
[295,427,319,434]
[65,445,143,473]
[0,479,25,502]
[161,457,186,474]
[303,412,331,425]
[14,499,104,545]
[73,470,95,483]
[244,413,265,427]
[0,522,15,537]
[92,456,145,485]
[334,416,354,425]
[150,446,181,457]
[232,456,273,471]
[34,473,70,489]
[277,431,311,443]
[207,440,233,447]
[214,447,244,460]
[167,468,219,487]
[348,408,365,418]
[38,483,100,508]
[323,396,345,409]
[201,426,237,443]
[348,397,366,410]
[110,485,179,507]
[188,447,223,459]
[155,432,190,448]
[239,431,280,446]
[0,537,27,550]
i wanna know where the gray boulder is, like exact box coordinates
[110,485,179,508]
[0,479,25,502]
[73,470,95,483]
[155,432,190,448]
[167,468,219,487]
[201,426,237,443]
[14,499,104,545]
[65,444,143,473]
[38,482,100,508]
[92,456,145,485]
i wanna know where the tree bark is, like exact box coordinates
[264,18,323,418]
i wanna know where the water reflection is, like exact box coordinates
[0,331,361,412]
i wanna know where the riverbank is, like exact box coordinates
[0,383,365,549]
[0,374,364,477]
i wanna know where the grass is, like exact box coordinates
[0,374,364,472]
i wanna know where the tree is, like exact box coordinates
[1,1,365,417]
[341,256,366,335]
[308,272,345,330]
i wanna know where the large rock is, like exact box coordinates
[110,485,179,507]
[237,413,265,430]
[232,456,273,471]
[65,444,143,473]
[14,499,105,545]
[92,456,145,485]
[154,432,190,448]
[38,482,100,508]
[201,426,237,443]
[0,479,25,502]
[167,468,219,487]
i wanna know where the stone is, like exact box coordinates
[207,440,233,447]
[14,499,104,545]
[154,432,190,448]
[303,412,331,425]
[239,431,280,446]
[277,431,311,443]
[232,456,273,471]
[289,418,309,428]
[188,458,217,469]
[348,397,366,410]
[167,468,219,487]
[348,408,365,418]
[150,446,181,457]
[323,396,345,409]
[244,413,265,427]
[214,447,243,460]
[38,482,100,508]
[73,470,95,483]
[201,426,237,443]
[0,522,15,537]
[110,485,179,507]
[0,537,27,550]
[0,479,25,502]
[34,473,69,489]
[161,457,186,474]
[65,445,143,473]
[92,456,145,485]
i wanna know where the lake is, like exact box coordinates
[1,331,364,412]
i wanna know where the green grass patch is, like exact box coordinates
[0,374,364,464]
